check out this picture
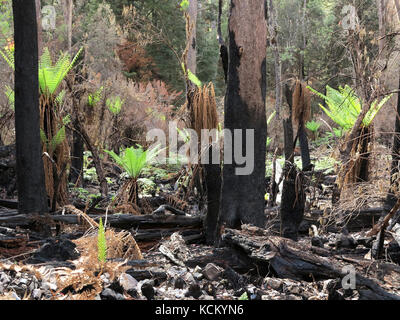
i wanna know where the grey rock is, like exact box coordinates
[32,289,42,300]
[193,272,203,281]
[264,278,283,291]
[42,282,57,291]
[183,272,195,284]
[100,288,125,300]
[203,263,223,281]
[119,273,138,292]
[185,283,202,299]
[174,277,186,289]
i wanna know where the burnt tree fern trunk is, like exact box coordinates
[385,76,400,212]
[280,84,305,241]
[217,0,267,234]
[13,0,48,215]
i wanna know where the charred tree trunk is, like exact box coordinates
[298,121,311,171]
[218,0,228,82]
[280,84,304,241]
[218,0,267,233]
[204,147,221,245]
[13,0,48,215]
[70,128,84,187]
[385,75,400,211]
[35,0,42,55]
[63,0,73,53]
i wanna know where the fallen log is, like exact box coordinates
[0,209,203,230]
[222,226,400,300]
[51,213,203,229]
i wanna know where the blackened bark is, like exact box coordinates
[385,75,400,211]
[13,0,48,215]
[218,0,267,232]
[283,84,294,161]
[281,84,304,241]
[280,164,305,241]
[298,122,311,171]
[204,147,221,244]
[69,129,84,187]
[218,0,228,82]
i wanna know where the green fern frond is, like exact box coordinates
[5,85,14,109]
[104,144,162,179]
[50,126,66,152]
[40,129,48,144]
[0,48,14,70]
[39,47,83,96]
[97,218,107,264]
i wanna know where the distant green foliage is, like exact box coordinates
[179,0,189,11]
[88,86,104,107]
[98,218,107,263]
[306,120,321,132]
[307,85,392,130]
[106,95,124,115]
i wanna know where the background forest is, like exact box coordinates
[1,0,400,301]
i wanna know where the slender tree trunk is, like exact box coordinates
[204,147,221,244]
[217,0,267,233]
[280,84,305,241]
[385,75,400,211]
[217,0,228,82]
[187,0,198,76]
[267,0,282,120]
[35,0,42,55]
[70,128,84,187]
[377,0,386,53]
[13,0,48,215]
[63,0,73,53]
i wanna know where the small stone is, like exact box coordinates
[0,273,10,284]
[287,294,302,300]
[311,237,324,248]
[42,282,57,291]
[264,278,283,291]
[119,273,138,292]
[193,272,203,281]
[202,282,216,297]
[184,272,195,284]
[185,283,202,299]
[174,278,186,289]
[141,281,155,300]
[19,278,28,285]
[100,288,125,300]
[203,263,223,281]
[193,265,202,273]
[10,292,20,300]
[32,289,42,300]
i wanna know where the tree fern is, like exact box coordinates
[104,145,162,179]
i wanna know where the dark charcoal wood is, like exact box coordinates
[126,268,167,281]
[13,0,48,215]
[222,227,400,300]
[218,0,268,231]
[0,209,203,230]
[50,213,203,229]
